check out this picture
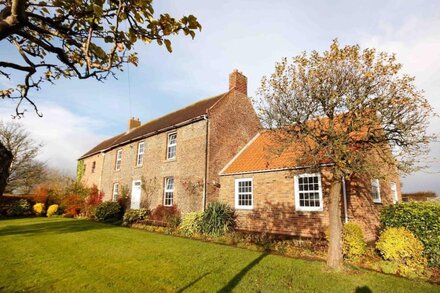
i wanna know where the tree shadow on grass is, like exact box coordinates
[218,253,268,293]
[0,219,112,237]
[355,286,372,293]
[177,272,211,292]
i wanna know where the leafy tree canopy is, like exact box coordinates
[0,0,201,116]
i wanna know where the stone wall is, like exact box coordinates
[99,120,207,214]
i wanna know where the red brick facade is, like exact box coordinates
[218,168,401,241]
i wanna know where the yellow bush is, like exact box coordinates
[376,227,427,278]
[33,203,45,216]
[343,222,367,260]
[46,204,59,217]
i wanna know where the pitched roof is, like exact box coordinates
[220,130,331,175]
[79,92,227,159]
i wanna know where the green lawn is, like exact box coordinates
[0,218,438,293]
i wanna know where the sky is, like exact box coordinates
[0,0,439,194]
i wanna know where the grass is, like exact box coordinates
[0,218,438,292]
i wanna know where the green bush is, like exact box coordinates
[376,227,427,278]
[202,202,235,236]
[46,204,59,217]
[179,211,204,236]
[122,208,150,226]
[381,201,440,267]
[342,222,367,260]
[95,202,121,222]
[6,199,31,217]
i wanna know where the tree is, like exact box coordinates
[0,121,46,194]
[256,40,435,269]
[0,141,12,195]
[0,0,201,117]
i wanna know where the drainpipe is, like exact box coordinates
[342,176,348,223]
[202,114,209,211]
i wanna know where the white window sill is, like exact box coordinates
[235,206,253,210]
[295,207,323,212]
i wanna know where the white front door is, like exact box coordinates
[131,180,142,209]
[391,182,398,204]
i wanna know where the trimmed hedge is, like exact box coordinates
[381,202,440,267]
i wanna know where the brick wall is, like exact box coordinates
[80,153,104,188]
[219,168,401,241]
[206,90,261,203]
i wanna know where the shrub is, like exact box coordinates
[60,194,84,216]
[117,185,131,213]
[381,201,440,267]
[47,204,59,217]
[84,186,104,217]
[342,222,367,260]
[122,208,150,226]
[95,202,121,222]
[179,212,204,236]
[6,199,31,217]
[202,202,235,236]
[376,227,427,278]
[150,205,181,228]
[33,203,45,216]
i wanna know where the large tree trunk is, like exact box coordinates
[327,179,343,270]
[0,141,13,195]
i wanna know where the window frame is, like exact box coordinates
[91,161,96,173]
[115,149,122,171]
[372,179,382,203]
[294,173,324,212]
[166,132,177,160]
[164,177,174,207]
[112,183,119,202]
[390,182,398,204]
[136,141,145,166]
[235,178,253,210]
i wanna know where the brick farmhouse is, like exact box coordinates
[79,70,401,240]
[78,70,260,214]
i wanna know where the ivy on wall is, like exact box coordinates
[76,160,85,182]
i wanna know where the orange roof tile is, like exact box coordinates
[221,130,328,175]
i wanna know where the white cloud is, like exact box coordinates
[362,14,440,195]
[0,103,105,176]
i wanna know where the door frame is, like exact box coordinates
[131,179,142,209]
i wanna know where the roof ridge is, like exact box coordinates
[136,92,228,129]
[79,92,227,160]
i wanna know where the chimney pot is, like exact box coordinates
[229,69,247,96]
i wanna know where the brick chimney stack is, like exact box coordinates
[229,69,247,96]
[128,117,141,131]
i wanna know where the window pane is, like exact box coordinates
[236,180,252,207]
[297,175,322,209]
